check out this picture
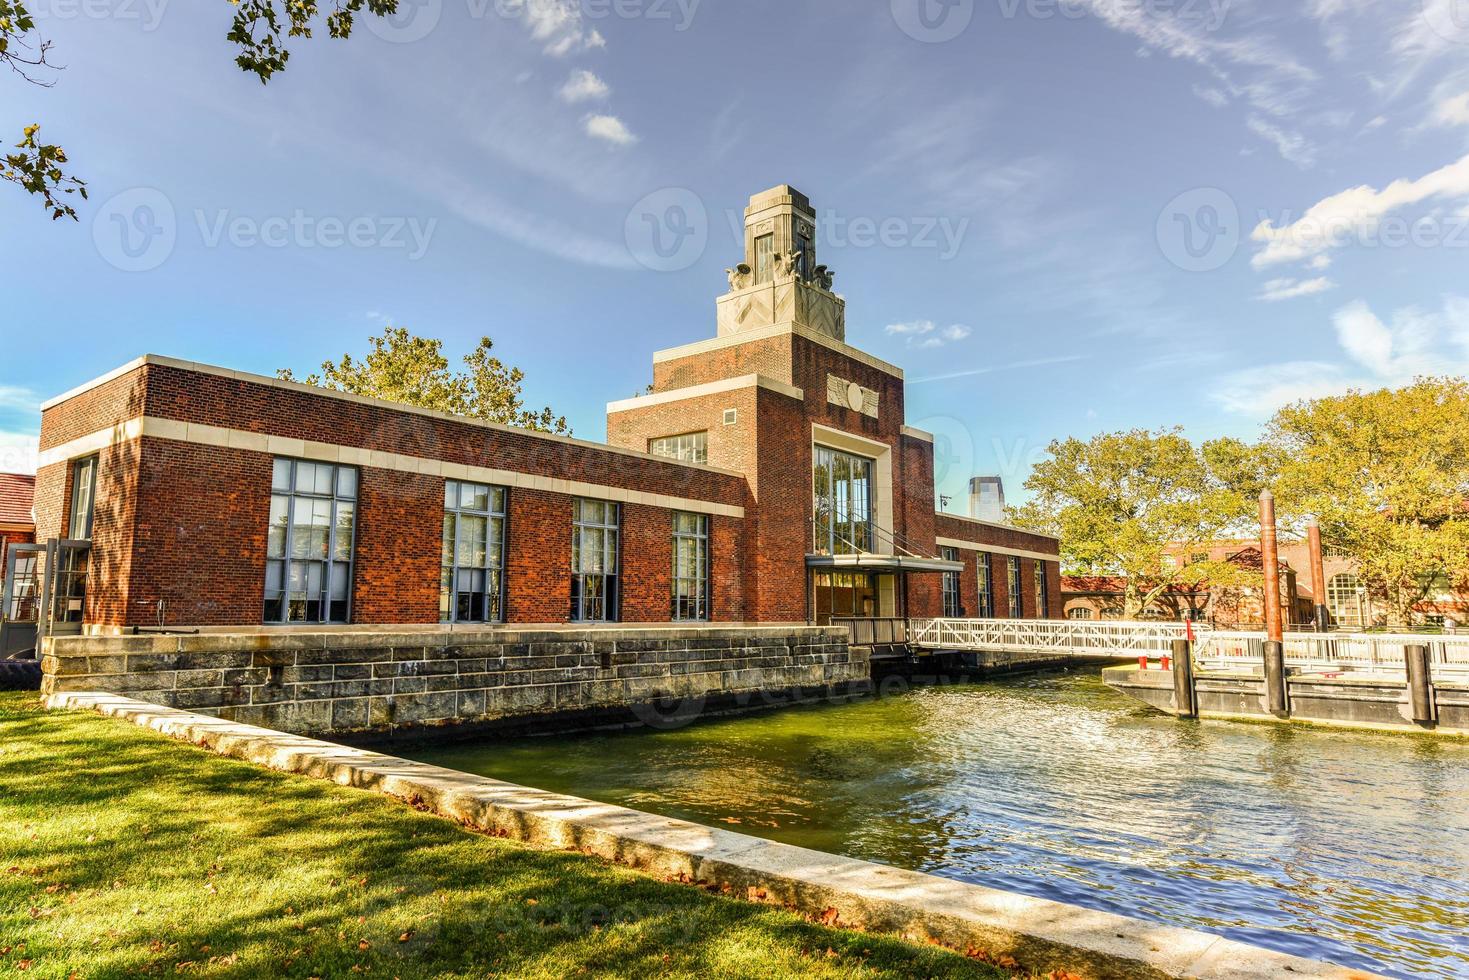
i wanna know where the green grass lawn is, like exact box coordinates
[0,692,1009,979]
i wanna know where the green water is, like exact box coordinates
[413,671,1469,978]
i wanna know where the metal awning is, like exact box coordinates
[806,553,964,574]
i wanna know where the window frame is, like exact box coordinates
[940,546,963,618]
[977,552,994,618]
[68,455,99,540]
[1007,556,1023,618]
[671,511,711,622]
[649,431,709,465]
[1035,560,1050,619]
[812,445,875,556]
[753,233,774,284]
[263,457,358,625]
[441,480,509,625]
[570,498,621,623]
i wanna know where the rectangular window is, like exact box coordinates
[649,432,708,465]
[812,446,875,556]
[941,546,962,618]
[794,233,812,280]
[1007,556,1023,618]
[1035,560,1050,619]
[753,234,774,284]
[441,480,507,624]
[571,498,620,622]
[672,512,710,622]
[264,457,357,624]
[977,553,994,618]
[68,455,98,540]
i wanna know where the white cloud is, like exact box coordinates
[558,69,609,104]
[1435,92,1469,127]
[502,0,607,57]
[1246,115,1317,168]
[885,321,972,349]
[1212,296,1469,414]
[1307,254,1333,270]
[1251,152,1469,268]
[583,114,637,146]
[1193,85,1229,108]
[1258,276,1335,302]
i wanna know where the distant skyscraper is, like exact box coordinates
[969,476,1005,523]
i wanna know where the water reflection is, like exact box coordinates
[414,672,1469,979]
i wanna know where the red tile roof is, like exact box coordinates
[0,473,36,528]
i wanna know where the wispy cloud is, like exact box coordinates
[1251,151,1469,268]
[911,355,1087,385]
[559,69,609,104]
[0,430,38,476]
[1258,276,1335,302]
[583,114,637,146]
[885,320,972,349]
[502,0,607,56]
[1212,295,1469,414]
[1246,115,1317,168]
[1435,91,1469,127]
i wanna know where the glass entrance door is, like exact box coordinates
[810,571,900,625]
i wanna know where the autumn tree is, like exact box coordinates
[3,0,400,219]
[279,327,571,435]
[1265,377,1469,626]
[1009,428,1268,619]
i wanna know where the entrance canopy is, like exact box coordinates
[805,553,964,574]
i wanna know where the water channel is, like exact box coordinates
[413,671,1469,978]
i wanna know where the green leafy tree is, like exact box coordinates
[1266,377,1469,626]
[279,326,571,436]
[4,0,400,218]
[1009,428,1266,619]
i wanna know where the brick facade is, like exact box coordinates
[31,187,1061,632]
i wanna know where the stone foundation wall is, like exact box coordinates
[41,626,867,738]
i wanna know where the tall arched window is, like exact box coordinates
[1326,573,1363,627]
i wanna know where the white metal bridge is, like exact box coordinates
[885,618,1469,676]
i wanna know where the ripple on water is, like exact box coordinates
[415,672,1469,980]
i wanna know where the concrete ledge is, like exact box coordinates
[50,691,1380,980]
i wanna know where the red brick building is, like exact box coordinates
[28,186,1061,633]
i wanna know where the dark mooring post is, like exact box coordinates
[1307,519,1330,633]
[1406,644,1436,727]
[1171,638,1197,719]
[1260,490,1289,718]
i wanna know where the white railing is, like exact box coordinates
[907,619,1469,676]
[908,618,1191,658]
[1194,631,1469,676]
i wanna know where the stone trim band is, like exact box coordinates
[38,417,747,519]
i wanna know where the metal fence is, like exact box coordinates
[1194,631,1469,676]
[907,618,1191,658]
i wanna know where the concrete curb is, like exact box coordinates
[50,692,1382,980]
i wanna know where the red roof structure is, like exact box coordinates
[0,473,36,529]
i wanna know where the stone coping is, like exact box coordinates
[46,624,845,656]
[49,692,1379,980]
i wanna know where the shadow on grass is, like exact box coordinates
[0,694,1008,979]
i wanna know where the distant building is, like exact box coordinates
[0,473,35,571]
[968,476,1005,523]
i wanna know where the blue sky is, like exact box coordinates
[4,0,1469,508]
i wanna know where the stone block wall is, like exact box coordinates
[41,626,868,738]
